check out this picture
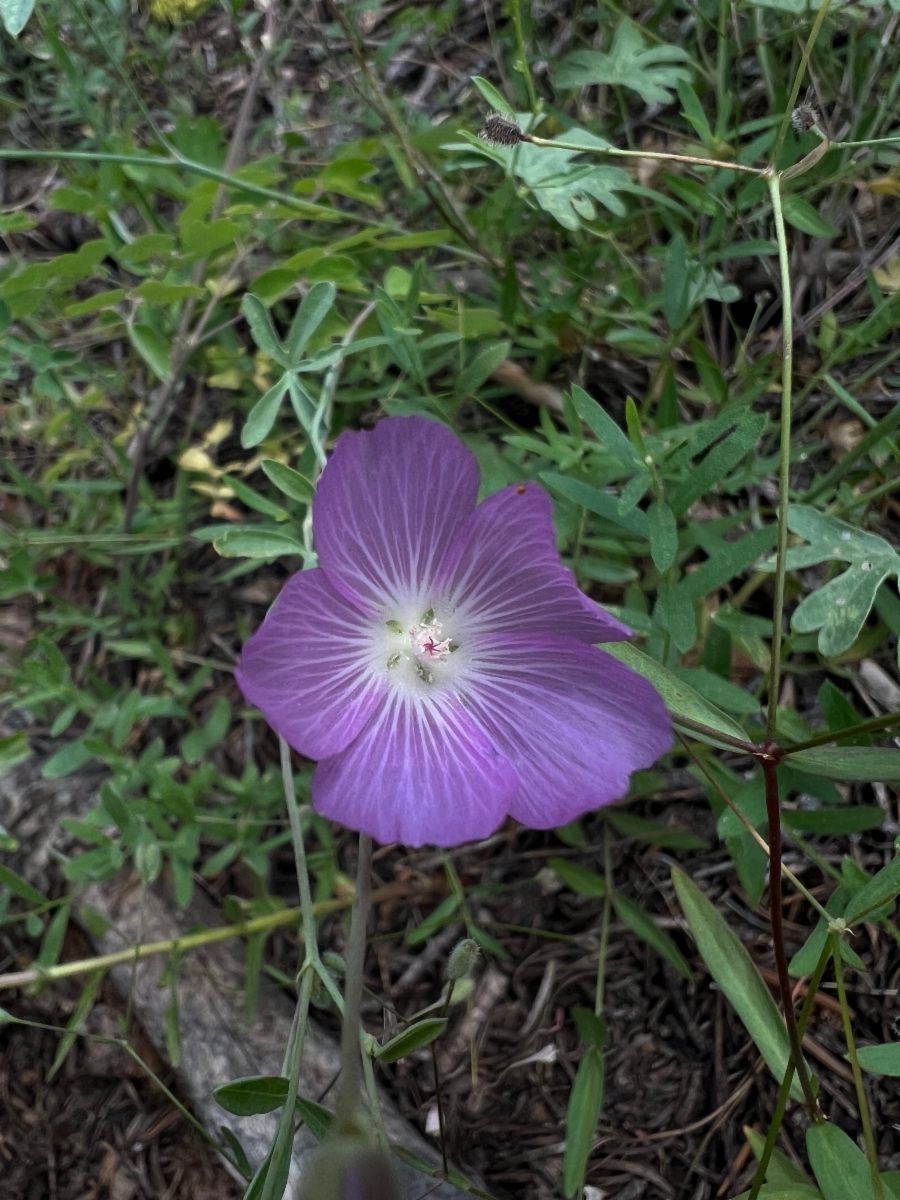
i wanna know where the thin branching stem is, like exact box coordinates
[832,930,885,1200]
[747,940,832,1200]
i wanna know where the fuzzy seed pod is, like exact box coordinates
[446,937,480,982]
[480,114,524,146]
[791,103,820,134]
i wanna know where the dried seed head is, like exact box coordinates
[446,937,480,982]
[481,114,524,147]
[791,102,820,134]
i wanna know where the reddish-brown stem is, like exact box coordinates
[758,745,820,1117]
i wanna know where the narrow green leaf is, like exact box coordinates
[807,1123,886,1200]
[241,293,288,365]
[37,902,70,968]
[612,893,692,978]
[572,1007,609,1050]
[570,384,641,469]
[213,527,306,559]
[0,0,35,36]
[744,1126,815,1188]
[471,76,515,117]
[261,460,315,504]
[542,473,649,538]
[407,894,461,945]
[47,968,104,1081]
[241,375,291,448]
[456,340,510,400]
[563,1047,605,1197]
[42,739,94,779]
[602,642,749,748]
[672,868,809,1100]
[855,1042,900,1076]
[376,1018,448,1063]
[607,811,708,850]
[782,807,884,836]
[286,281,336,363]
[648,501,678,572]
[843,854,900,925]
[0,864,45,906]
[668,413,767,517]
[294,1097,333,1141]
[215,1075,290,1116]
[787,746,900,782]
[550,858,607,897]
[129,324,173,381]
[782,195,840,240]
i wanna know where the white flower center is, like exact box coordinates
[380,609,460,689]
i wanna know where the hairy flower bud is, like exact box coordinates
[791,102,820,134]
[480,114,524,146]
[299,1140,401,1200]
[446,937,480,982]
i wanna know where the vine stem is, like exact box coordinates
[833,930,886,1200]
[521,133,764,175]
[760,751,819,1117]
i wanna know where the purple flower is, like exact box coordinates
[236,416,672,847]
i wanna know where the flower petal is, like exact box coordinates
[315,416,480,611]
[235,569,386,760]
[435,483,630,643]
[312,692,518,847]
[462,634,672,828]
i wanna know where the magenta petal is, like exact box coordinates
[314,416,480,610]
[312,692,518,847]
[235,569,386,761]
[462,634,672,828]
[435,483,630,643]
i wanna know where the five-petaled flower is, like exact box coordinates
[236,416,672,847]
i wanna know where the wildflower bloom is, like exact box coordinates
[236,416,672,847]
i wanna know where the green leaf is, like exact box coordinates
[42,739,94,779]
[241,293,288,366]
[807,1123,884,1200]
[0,0,36,36]
[471,76,515,117]
[782,807,884,836]
[671,666,760,716]
[672,867,809,1100]
[572,1007,609,1050]
[213,526,306,559]
[242,375,292,448]
[407,894,461,945]
[135,281,205,304]
[47,968,104,1082]
[375,1018,448,1063]
[37,902,70,967]
[261,460,315,504]
[563,1047,605,1197]
[787,746,900,783]
[602,642,749,748]
[215,1075,291,1116]
[286,281,337,364]
[0,864,45,905]
[855,1042,900,1076]
[129,324,173,381]
[843,854,900,925]
[668,413,767,517]
[455,341,510,400]
[294,1097,333,1141]
[731,1187,823,1200]
[612,892,692,978]
[0,732,31,775]
[570,385,641,469]
[541,473,649,537]
[744,1127,815,1188]
[782,195,841,240]
[550,858,608,897]
[663,232,691,328]
[554,19,693,106]
[647,501,678,572]
[607,811,708,850]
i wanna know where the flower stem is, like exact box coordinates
[523,133,764,175]
[595,824,614,1015]
[760,750,819,1118]
[832,929,885,1200]
[335,833,373,1135]
[509,0,538,112]
[747,938,831,1200]
[765,170,793,744]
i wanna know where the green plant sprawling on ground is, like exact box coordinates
[2,0,900,1197]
